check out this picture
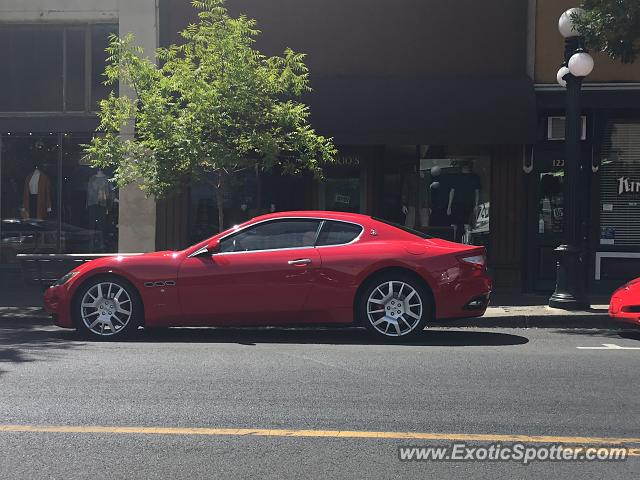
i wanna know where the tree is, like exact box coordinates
[575,0,640,63]
[85,0,336,231]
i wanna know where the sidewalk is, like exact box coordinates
[434,293,624,330]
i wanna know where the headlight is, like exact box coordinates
[54,271,79,286]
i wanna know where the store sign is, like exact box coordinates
[600,227,616,245]
[335,155,360,166]
[334,194,351,205]
[617,176,640,195]
[472,202,490,234]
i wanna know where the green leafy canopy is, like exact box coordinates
[575,0,640,63]
[85,0,337,198]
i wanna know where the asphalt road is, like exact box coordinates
[1,313,639,479]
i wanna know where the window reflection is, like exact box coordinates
[538,170,564,234]
[0,27,63,111]
[61,134,118,253]
[220,220,320,252]
[91,25,118,110]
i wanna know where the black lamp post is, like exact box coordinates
[549,8,594,310]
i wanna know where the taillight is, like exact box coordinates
[459,254,486,268]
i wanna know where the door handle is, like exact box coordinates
[288,258,312,266]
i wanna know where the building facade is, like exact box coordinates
[530,0,640,293]
[0,0,159,281]
[156,0,537,293]
[1,0,639,294]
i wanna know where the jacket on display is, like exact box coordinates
[22,170,52,220]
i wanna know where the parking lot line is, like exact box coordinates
[577,343,640,350]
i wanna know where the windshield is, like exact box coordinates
[371,217,432,239]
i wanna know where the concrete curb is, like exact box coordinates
[0,307,635,331]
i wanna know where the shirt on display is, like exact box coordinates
[87,171,114,207]
[28,169,41,194]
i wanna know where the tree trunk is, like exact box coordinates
[216,170,225,232]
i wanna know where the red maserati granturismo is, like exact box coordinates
[609,277,640,326]
[44,211,491,340]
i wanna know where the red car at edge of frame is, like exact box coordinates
[609,277,640,327]
[44,211,492,341]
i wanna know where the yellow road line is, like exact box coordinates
[0,424,639,446]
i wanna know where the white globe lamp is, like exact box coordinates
[558,8,585,38]
[556,66,571,87]
[568,51,594,77]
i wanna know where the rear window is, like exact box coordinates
[316,220,363,246]
[371,217,432,239]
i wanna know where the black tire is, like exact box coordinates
[357,273,431,341]
[72,275,143,340]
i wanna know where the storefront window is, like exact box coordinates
[0,24,117,113]
[599,120,640,246]
[320,150,362,213]
[379,145,417,225]
[61,134,118,253]
[190,167,259,243]
[0,27,63,112]
[376,145,490,245]
[0,134,59,263]
[91,25,119,110]
[0,133,118,265]
[420,155,490,244]
[189,164,314,244]
[66,27,87,112]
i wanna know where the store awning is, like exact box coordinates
[536,87,640,110]
[306,75,537,145]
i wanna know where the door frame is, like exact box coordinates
[526,147,566,292]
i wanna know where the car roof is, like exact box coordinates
[250,211,372,224]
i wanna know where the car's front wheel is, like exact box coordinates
[74,276,142,339]
[358,274,431,340]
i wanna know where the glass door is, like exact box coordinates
[527,150,565,291]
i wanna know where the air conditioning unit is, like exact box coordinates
[547,116,587,140]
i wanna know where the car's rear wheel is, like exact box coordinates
[74,277,141,339]
[358,274,430,340]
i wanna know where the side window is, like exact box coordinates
[220,220,320,253]
[316,221,363,246]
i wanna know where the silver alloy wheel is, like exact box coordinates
[80,282,133,336]
[366,280,423,337]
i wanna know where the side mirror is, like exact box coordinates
[206,238,221,254]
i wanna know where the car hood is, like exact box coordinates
[70,251,179,274]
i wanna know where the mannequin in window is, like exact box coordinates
[448,161,481,242]
[228,201,251,226]
[21,166,52,220]
[428,166,452,227]
[87,169,114,236]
